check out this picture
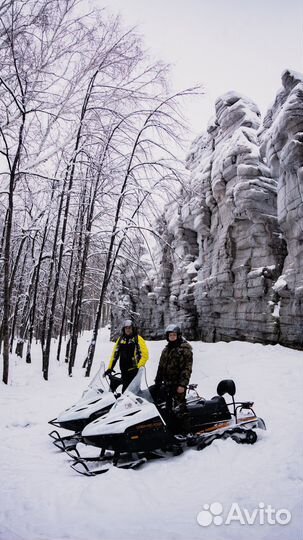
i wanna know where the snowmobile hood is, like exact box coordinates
[56,389,116,422]
[82,368,164,437]
[55,362,116,422]
[82,392,161,436]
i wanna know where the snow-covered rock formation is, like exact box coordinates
[115,70,303,348]
[260,69,303,347]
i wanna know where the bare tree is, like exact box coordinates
[83,90,195,376]
[0,0,198,383]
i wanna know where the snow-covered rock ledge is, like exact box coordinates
[116,70,303,349]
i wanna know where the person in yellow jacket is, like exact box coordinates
[104,319,149,391]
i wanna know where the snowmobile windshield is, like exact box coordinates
[125,367,153,403]
[107,367,166,425]
[87,362,107,393]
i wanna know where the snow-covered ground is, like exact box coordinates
[1,329,302,540]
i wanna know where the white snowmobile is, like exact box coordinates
[48,362,121,451]
[68,367,266,476]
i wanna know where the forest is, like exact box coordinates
[0,0,196,383]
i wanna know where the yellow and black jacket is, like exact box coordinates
[107,334,149,374]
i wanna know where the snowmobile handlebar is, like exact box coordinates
[156,382,198,393]
[103,370,122,393]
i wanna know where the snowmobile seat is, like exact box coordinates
[210,395,227,404]
[217,379,236,397]
[182,395,232,432]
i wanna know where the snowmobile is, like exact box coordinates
[48,362,121,452]
[69,367,266,476]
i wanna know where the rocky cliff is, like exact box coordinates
[260,70,303,347]
[114,70,303,347]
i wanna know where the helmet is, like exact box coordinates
[165,323,182,341]
[122,318,138,336]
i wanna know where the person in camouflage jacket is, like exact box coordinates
[155,324,193,402]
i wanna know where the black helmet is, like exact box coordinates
[165,323,182,341]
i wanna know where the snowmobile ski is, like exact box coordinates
[71,458,111,476]
[70,455,148,476]
[49,430,82,451]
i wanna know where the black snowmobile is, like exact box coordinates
[68,367,266,476]
[48,362,122,452]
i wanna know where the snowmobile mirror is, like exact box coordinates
[216,379,236,397]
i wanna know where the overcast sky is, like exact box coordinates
[97,0,303,138]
